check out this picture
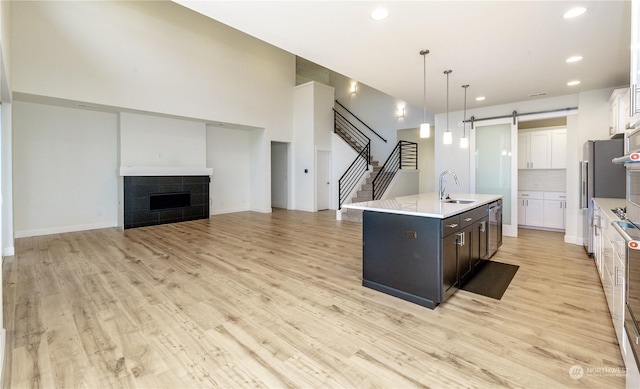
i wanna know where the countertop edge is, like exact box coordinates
[343,194,502,219]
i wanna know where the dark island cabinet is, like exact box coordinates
[362,202,497,309]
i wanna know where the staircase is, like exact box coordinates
[341,160,381,222]
[334,101,417,223]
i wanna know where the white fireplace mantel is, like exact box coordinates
[119,166,213,176]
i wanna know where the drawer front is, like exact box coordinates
[543,191,566,201]
[459,210,476,228]
[518,191,543,199]
[470,205,489,222]
[442,215,460,236]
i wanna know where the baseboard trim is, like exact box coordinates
[15,221,117,238]
[210,206,251,215]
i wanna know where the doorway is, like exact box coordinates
[471,118,518,237]
[271,142,289,209]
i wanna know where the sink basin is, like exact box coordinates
[441,199,475,204]
[615,220,639,230]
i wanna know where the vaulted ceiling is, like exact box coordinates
[175,1,631,114]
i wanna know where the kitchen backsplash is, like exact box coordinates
[518,169,566,191]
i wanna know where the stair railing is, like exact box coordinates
[338,143,370,209]
[335,100,387,143]
[334,109,371,156]
[372,141,418,200]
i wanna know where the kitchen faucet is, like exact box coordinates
[439,170,460,200]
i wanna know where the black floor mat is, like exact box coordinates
[460,260,519,300]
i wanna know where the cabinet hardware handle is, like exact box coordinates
[456,232,465,246]
[464,217,472,222]
[446,223,458,228]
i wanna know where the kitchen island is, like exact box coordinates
[343,192,503,309]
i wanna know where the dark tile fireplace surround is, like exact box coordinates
[124,176,210,229]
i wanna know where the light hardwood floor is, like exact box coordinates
[2,209,626,388]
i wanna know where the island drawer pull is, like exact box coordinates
[446,223,458,228]
[463,217,472,222]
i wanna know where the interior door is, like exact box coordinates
[316,150,331,211]
[471,119,517,237]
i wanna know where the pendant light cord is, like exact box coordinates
[462,84,469,137]
[420,50,429,123]
[444,70,452,131]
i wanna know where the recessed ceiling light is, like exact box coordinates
[475,96,486,101]
[566,55,583,63]
[567,80,581,86]
[370,8,389,21]
[563,7,587,19]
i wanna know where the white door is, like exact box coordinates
[470,118,518,237]
[317,150,331,211]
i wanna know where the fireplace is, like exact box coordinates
[149,192,191,211]
[123,176,210,229]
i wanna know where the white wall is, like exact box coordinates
[11,1,294,138]
[9,0,304,236]
[293,83,316,212]
[398,127,435,193]
[13,101,118,237]
[330,71,428,163]
[383,170,420,199]
[120,112,207,168]
[207,124,252,214]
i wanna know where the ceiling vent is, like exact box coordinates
[528,92,548,98]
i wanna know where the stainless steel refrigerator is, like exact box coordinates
[580,138,625,255]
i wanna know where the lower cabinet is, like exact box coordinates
[518,190,566,230]
[442,231,459,297]
[456,225,473,286]
[518,190,544,227]
[361,200,502,309]
[442,208,489,293]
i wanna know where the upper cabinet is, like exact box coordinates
[610,88,630,136]
[518,128,566,169]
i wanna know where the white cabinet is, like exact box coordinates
[610,88,630,136]
[518,129,566,169]
[550,130,567,169]
[518,191,566,230]
[543,192,566,229]
[518,191,544,227]
[602,209,626,345]
[519,131,550,169]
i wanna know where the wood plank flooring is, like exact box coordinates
[2,209,626,388]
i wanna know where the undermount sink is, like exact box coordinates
[615,220,639,230]
[441,199,475,204]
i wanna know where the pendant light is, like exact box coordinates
[443,70,453,145]
[460,84,469,149]
[419,49,430,138]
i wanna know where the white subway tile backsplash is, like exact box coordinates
[518,169,566,191]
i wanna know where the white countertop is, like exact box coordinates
[593,197,626,223]
[342,192,502,219]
